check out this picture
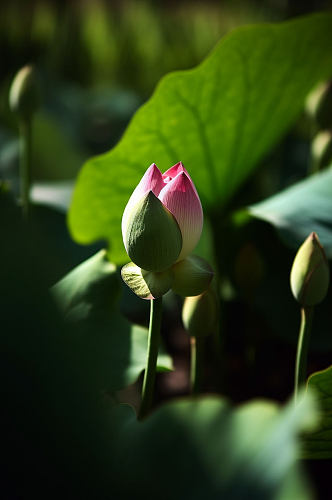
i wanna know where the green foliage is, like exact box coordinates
[69,13,332,263]
[249,167,332,258]
[108,395,315,499]
[302,366,332,459]
[52,250,173,392]
[32,112,85,180]
[4,9,332,497]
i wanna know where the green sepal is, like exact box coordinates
[290,232,330,306]
[124,191,182,272]
[121,262,173,300]
[172,255,214,297]
[182,288,218,338]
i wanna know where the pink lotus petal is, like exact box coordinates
[136,163,164,196]
[122,163,164,238]
[162,162,199,198]
[159,171,203,260]
[162,161,188,183]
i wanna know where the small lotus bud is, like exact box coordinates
[172,255,214,297]
[9,65,40,118]
[314,81,332,130]
[312,131,332,170]
[123,190,182,272]
[182,288,218,337]
[290,232,329,306]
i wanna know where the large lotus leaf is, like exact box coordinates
[302,365,332,459]
[106,394,316,499]
[52,250,172,393]
[248,167,332,258]
[69,13,332,264]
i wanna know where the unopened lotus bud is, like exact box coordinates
[123,190,182,272]
[314,82,332,130]
[172,255,214,297]
[9,65,40,118]
[312,131,332,170]
[182,288,218,337]
[290,232,329,306]
[122,163,203,266]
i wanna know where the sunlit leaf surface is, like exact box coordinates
[52,250,173,392]
[69,13,332,263]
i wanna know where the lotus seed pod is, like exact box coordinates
[290,232,329,306]
[182,288,218,338]
[172,255,214,297]
[123,190,182,272]
[9,65,40,118]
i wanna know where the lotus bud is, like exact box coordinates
[123,190,182,272]
[290,232,329,306]
[122,162,204,277]
[312,131,332,170]
[172,255,214,297]
[9,65,40,119]
[313,81,332,130]
[182,288,218,338]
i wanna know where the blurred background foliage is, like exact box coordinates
[2,1,332,498]
[0,0,330,185]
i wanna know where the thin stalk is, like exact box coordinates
[139,297,163,419]
[19,117,32,218]
[294,306,314,403]
[190,336,205,394]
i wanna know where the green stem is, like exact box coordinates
[294,306,314,403]
[190,336,205,394]
[139,297,163,419]
[19,117,32,218]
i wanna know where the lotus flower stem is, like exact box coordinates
[294,306,314,403]
[19,117,32,218]
[139,297,163,419]
[190,336,205,394]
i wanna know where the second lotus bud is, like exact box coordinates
[182,288,219,338]
[290,232,329,306]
